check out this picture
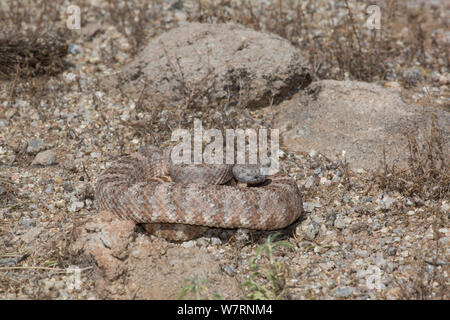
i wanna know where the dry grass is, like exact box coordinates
[376,113,449,201]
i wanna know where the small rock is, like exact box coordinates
[63,181,74,192]
[69,201,84,213]
[55,199,66,208]
[325,210,336,228]
[438,74,449,85]
[32,150,57,166]
[197,237,210,247]
[234,229,250,243]
[334,214,348,230]
[69,44,81,55]
[296,218,319,241]
[363,197,372,203]
[63,72,77,84]
[334,286,353,298]
[386,287,402,300]
[181,240,196,249]
[303,202,316,213]
[402,67,422,86]
[425,226,435,240]
[304,176,317,189]
[383,81,401,89]
[20,217,36,228]
[26,138,44,154]
[376,195,395,210]
[210,237,222,246]
[221,264,237,276]
[21,226,43,244]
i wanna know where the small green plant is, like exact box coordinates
[178,275,208,300]
[242,233,293,300]
[178,275,223,300]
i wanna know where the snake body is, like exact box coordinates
[95,148,303,241]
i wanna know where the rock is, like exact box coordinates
[386,287,402,300]
[334,286,353,298]
[109,22,311,109]
[210,237,222,246]
[181,240,196,249]
[402,67,422,86]
[69,201,84,213]
[376,195,396,211]
[274,80,449,169]
[21,226,43,244]
[26,138,44,154]
[70,210,241,299]
[303,202,316,213]
[296,218,319,240]
[221,264,237,276]
[20,217,36,228]
[234,228,250,243]
[31,150,57,166]
[325,210,336,228]
[334,213,348,230]
[303,176,317,189]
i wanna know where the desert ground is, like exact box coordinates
[0,0,448,299]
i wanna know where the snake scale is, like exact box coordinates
[95,148,303,241]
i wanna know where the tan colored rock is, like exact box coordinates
[109,22,310,109]
[274,80,449,169]
[70,210,241,299]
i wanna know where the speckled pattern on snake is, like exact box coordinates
[95,147,303,241]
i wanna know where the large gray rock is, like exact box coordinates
[112,22,311,108]
[274,80,449,169]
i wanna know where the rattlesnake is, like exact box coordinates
[95,147,303,241]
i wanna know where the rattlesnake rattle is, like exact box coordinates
[95,147,303,241]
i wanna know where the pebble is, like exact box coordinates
[26,138,44,154]
[334,287,353,298]
[320,177,330,185]
[334,214,348,230]
[32,150,57,166]
[303,202,316,213]
[234,228,250,243]
[181,240,196,249]
[210,237,222,246]
[325,210,336,228]
[221,264,237,276]
[69,201,84,213]
[197,237,210,246]
[304,176,317,189]
[20,217,36,228]
[69,44,81,55]
[296,218,319,240]
[402,67,422,86]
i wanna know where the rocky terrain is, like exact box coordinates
[0,0,448,299]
